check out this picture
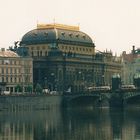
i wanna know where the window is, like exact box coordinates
[31,51,34,56]
[2,60,4,65]
[6,68,8,74]
[10,60,12,65]
[83,35,86,39]
[6,87,9,91]
[76,34,79,37]
[15,77,17,83]
[10,77,12,83]
[61,32,65,36]
[10,68,12,74]
[19,77,21,83]
[15,69,17,74]
[2,68,4,74]
[19,69,21,73]
[40,51,42,56]
[6,77,8,83]
[2,77,4,82]
[44,32,48,36]
[69,33,72,37]
[37,51,39,57]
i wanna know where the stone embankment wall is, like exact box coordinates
[0,95,63,111]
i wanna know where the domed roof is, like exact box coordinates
[0,49,19,57]
[21,23,94,47]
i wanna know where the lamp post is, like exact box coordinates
[78,71,85,92]
[50,73,55,91]
[62,53,66,94]
[102,75,105,86]
[44,77,47,88]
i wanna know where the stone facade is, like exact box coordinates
[0,49,33,94]
[122,46,140,85]
[20,23,122,93]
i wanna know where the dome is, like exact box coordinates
[0,49,19,57]
[21,23,94,47]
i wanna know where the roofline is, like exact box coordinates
[20,40,95,47]
[37,23,80,31]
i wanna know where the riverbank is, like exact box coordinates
[0,95,63,111]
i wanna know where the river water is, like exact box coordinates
[0,107,140,140]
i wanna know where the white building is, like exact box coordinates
[122,46,140,85]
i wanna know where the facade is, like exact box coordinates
[20,23,122,93]
[122,46,140,85]
[0,49,33,94]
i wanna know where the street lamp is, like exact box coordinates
[78,71,82,80]
[44,77,47,88]
[77,71,85,92]
[102,75,105,86]
[50,73,55,91]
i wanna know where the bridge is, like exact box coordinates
[63,89,140,107]
[63,91,110,107]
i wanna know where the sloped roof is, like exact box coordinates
[0,50,19,57]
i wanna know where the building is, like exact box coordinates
[0,48,33,94]
[122,46,140,85]
[19,23,122,93]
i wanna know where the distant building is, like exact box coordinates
[0,48,33,94]
[19,23,122,93]
[122,46,140,85]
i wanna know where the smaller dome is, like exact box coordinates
[0,49,19,57]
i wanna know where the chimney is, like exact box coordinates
[132,45,135,54]
[1,48,5,51]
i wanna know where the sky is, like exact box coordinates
[0,0,140,55]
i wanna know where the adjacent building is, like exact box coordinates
[122,46,140,85]
[0,48,33,94]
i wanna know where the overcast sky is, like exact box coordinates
[0,0,140,55]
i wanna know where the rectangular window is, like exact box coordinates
[2,68,4,74]
[6,87,9,91]
[2,77,4,82]
[6,68,8,74]
[10,68,12,74]
[10,77,12,83]
[15,77,17,83]
[6,77,8,83]
[15,68,17,74]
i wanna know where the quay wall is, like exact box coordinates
[0,95,63,111]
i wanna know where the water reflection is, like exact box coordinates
[0,108,140,140]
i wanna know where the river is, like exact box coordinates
[0,107,140,140]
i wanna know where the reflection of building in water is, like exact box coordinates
[122,122,136,140]
[47,109,113,140]
[0,110,62,140]
[0,123,34,140]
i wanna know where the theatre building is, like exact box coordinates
[20,23,122,93]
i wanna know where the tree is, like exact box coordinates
[27,84,33,93]
[35,84,42,94]
[15,84,22,93]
